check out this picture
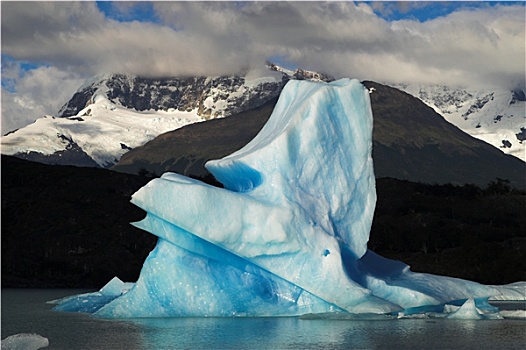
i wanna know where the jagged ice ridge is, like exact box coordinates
[52,79,524,319]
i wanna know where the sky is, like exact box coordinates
[1,1,525,134]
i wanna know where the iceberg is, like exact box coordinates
[1,333,49,350]
[54,78,525,318]
[446,298,485,320]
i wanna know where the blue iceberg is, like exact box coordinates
[54,78,524,318]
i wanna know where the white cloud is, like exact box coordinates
[148,2,525,88]
[384,5,526,88]
[1,66,84,134]
[1,1,524,130]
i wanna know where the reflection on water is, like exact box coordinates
[2,289,525,350]
[126,317,526,350]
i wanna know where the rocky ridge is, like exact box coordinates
[57,65,334,120]
[58,73,282,120]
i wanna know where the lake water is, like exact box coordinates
[1,289,525,349]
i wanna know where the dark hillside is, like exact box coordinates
[113,82,526,189]
[1,156,155,287]
[364,81,526,188]
[2,156,524,287]
[371,178,526,285]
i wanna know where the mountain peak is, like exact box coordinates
[3,65,332,168]
[55,64,335,120]
[266,61,335,82]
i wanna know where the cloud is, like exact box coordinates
[2,1,524,83]
[386,5,526,88]
[1,1,257,78]
[1,1,524,130]
[1,65,84,134]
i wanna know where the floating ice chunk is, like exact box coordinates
[1,333,49,350]
[50,277,134,314]
[500,310,526,319]
[446,298,484,319]
[99,276,134,296]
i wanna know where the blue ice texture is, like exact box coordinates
[53,78,525,319]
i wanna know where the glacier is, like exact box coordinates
[53,78,525,318]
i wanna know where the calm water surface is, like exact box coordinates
[1,289,525,349]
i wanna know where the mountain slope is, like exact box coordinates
[366,81,525,188]
[113,97,277,179]
[1,92,204,168]
[396,84,525,161]
[113,81,526,189]
[1,155,156,287]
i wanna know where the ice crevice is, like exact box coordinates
[53,78,525,318]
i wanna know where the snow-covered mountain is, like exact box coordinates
[2,63,524,169]
[2,100,203,167]
[1,66,333,168]
[395,84,525,161]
